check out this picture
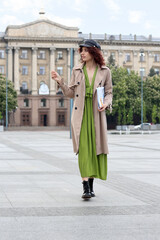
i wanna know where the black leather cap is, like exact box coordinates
[79,39,101,50]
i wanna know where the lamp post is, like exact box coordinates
[5,46,9,130]
[139,48,144,128]
[70,48,74,139]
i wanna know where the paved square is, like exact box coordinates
[0,131,160,240]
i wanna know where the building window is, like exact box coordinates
[154,54,160,62]
[111,52,115,59]
[57,67,63,76]
[0,66,4,74]
[41,98,46,107]
[22,66,28,75]
[57,112,65,126]
[125,53,131,62]
[22,81,28,90]
[24,99,29,107]
[21,50,28,59]
[57,51,63,59]
[140,53,145,62]
[127,68,131,74]
[140,68,146,77]
[39,66,45,75]
[154,68,160,75]
[0,50,4,59]
[59,98,64,107]
[38,51,45,59]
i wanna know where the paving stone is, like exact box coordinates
[0,131,160,240]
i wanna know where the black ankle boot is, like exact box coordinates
[88,178,95,197]
[82,180,91,199]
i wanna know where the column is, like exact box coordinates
[14,47,20,94]
[147,51,153,74]
[133,51,138,73]
[32,47,38,95]
[8,47,13,82]
[50,47,56,95]
[74,48,79,66]
[118,50,123,67]
[67,48,70,85]
[103,50,108,64]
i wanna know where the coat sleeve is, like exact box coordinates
[104,68,113,112]
[58,69,76,98]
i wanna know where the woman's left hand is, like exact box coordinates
[98,103,107,112]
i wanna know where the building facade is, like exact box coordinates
[0,13,160,127]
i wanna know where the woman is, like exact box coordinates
[51,39,112,199]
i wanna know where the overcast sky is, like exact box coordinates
[0,0,160,37]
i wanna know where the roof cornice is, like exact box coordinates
[5,19,79,33]
[4,36,82,42]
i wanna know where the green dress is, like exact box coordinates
[78,65,107,180]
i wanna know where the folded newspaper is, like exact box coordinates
[97,87,104,109]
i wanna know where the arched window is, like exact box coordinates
[40,81,45,86]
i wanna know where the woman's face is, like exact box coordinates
[80,47,93,62]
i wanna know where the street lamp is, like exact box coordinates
[139,48,144,128]
[70,48,74,139]
[5,46,9,130]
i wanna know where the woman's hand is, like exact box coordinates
[98,103,107,112]
[51,71,62,84]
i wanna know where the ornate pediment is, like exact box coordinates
[5,19,79,39]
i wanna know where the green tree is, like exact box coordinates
[117,108,121,125]
[107,54,115,66]
[107,66,141,126]
[143,102,147,123]
[0,74,18,120]
[148,67,156,77]
[152,105,157,124]
[122,106,127,125]
[106,66,160,128]
[127,107,133,125]
[143,75,160,123]
[158,107,160,122]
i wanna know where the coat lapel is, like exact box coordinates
[75,64,107,95]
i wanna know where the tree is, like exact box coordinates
[143,75,160,123]
[117,108,121,125]
[106,66,160,128]
[127,107,134,125]
[152,105,157,124]
[0,74,18,120]
[143,103,147,123]
[158,107,160,122]
[107,54,115,66]
[148,67,156,77]
[122,106,127,125]
[107,66,141,126]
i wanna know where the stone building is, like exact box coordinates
[0,12,160,127]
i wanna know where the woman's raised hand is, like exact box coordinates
[51,70,61,84]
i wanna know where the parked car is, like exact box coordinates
[134,123,151,130]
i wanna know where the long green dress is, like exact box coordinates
[78,65,108,180]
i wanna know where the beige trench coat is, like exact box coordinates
[59,63,112,155]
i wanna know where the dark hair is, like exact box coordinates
[79,46,105,67]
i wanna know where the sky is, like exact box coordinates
[0,0,160,37]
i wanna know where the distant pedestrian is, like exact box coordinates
[51,39,112,199]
